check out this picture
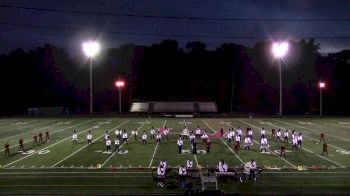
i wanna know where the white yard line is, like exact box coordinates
[2,120,98,168]
[0,120,59,142]
[0,120,39,128]
[148,120,166,168]
[292,119,350,140]
[274,119,350,146]
[309,120,350,134]
[52,120,130,168]
[101,120,147,168]
[202,119,244,165]
[0,119,19,125]
[222,140,245,164]
[0,119,94,152]
[0,120,53,130]
[249,119,346,168]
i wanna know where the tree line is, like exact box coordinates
[0,39,349,115]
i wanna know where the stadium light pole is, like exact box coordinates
[272,42,289,116]
[82,41,100,115]
[319,81,325,116]
[115,80,125,114]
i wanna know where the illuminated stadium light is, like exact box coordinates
[319,81,326,116]
[82,40,100,115]
[115,80,125,114]
[319,81,326,88]
[272,42,289,58]
[82,41,100,57]
[115,81,125,88]
[272,41,289,116]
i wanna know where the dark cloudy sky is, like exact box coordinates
[1,0,350,54]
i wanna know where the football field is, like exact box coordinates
[0,117,350,195]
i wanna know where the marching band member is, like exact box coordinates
[292,133,298,150]
[150,126,155,141]
[260,135,268,152]
[244,136,252,150]
[177,136,183,154]
[72,131,78,145]
[283,129,289,144]
[179,165,187,182]
[122,130,128,145]
[115,136,120,152]
[195,126,201,139]
[87,131,92,144]
[186,160,193,169]
[156,131,161,144]
[218,160,228,172]
[201,131,208,144]
[276,129,282,142]
[105,136,112,152]
[297,132,303,147]
[248,128,253,140]
[142,131,147,144]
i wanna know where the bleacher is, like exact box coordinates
[130,102,217,113]
[130,102,149,113]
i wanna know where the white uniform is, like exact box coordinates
[163,129,169,139]
[106,139,112,151]
[186,160,193,168]
[196,129,201,135]
[235,135,241,142]
[177,139,183,146]
[72,133,78,141]
[189,134,195,141]
[244,137,252,146]
[104,133,109,140]
[179,167,187,175]
[87,133,92,144]
[261,129,266,135]
[157,167,165,176]
[201,133,208,140]
[142,134,147,140]
[237,129,242,136]
[183,128,189,136]
[284,132,289,138]
[160,161,167,168]
[248,130,253,137]
[292,137,298,145]
[218,161,228,172]
[122,133,128,139]
[261,138,268,145]
[115,129,120,136]
[156,134,161,143]
[277,131,281,137]
[260,138,268,151]
[150,129,155,135]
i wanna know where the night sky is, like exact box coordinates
[1,0,350,54]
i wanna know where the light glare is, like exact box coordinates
[319,82,325,88]
[115,80,125,88]
[272,42,289,58]
[82,41,100,57]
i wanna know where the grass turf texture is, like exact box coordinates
[0,117,349,195]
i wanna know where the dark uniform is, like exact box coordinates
[4,143,10,156]
[19,139,24,151]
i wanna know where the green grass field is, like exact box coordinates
[0,117,350,195]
